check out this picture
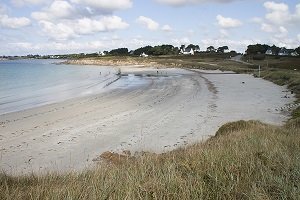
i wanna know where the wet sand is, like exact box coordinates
[0,67,295,175]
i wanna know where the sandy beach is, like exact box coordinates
[0,67,295,175]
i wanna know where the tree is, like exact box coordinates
[270,45,280,55]
[246,44,269,55]
[133,46,153,55]
[109,48,129,56]
[180,45,185,51]
[217,46,229,53]
[207,46,215,52]
[186,44,200,51]
[149,44,176,55]
[295,46,300,55]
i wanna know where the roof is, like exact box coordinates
[183,47,193,52]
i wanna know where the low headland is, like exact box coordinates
[1,52,300,199]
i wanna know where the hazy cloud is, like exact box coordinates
[136,16,160,31]
[39,16,129,40]
[264,1,291,25]
[201,38,261,52]
[216,15,242,28]
[171,37,191,46]
[156,0,245,6]
[39,20,76,41]
[70,0,132,13]
[0,14,31,29]
[75,16,129,34]
[11,0,47,6]
[250,17,262,23]
[161,24,172,32]
[32,1,77,20]
[0,3,31,29]
[263,1,300,25]
[261,23,274,32]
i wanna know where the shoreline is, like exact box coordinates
[0,67,295,175]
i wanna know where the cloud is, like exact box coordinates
[6,40,106,55]
[156,0,244,6]
[0,14,31,28]
[75,16,129,34]
[298,34,300,42]
[216,15,242,28]
[0,4,7,14]
[161,24,172,32]
[219,29,229,38]
[276,26,288,38]
[250,17,262,23]
[171,37,191,46]
[31,1,77,20]
[11,0,47,6]
[263,1,300,25]
[269,36,299,49]
[261,23,274,32]
[32,0,133,21]
[0,3,31,29]
[3,37,164,55]
[264,1,291,25]
[70,0,132,13]
[39,21,76,41]
[136,16,159,31]
[201,38,261,52]
[39,16,129,40]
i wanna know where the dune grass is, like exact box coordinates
[1,119,300,199]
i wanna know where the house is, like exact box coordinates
[140,52,149,57]
[290,51,299,57]
[98,51,106,56]
[278,48,289,56]
[265,48,275,55]
[180,47,194,55]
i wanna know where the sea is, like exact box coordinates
[0,59,144,115]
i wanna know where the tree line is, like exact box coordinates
[100,44,233,56]
[246,44,300,55]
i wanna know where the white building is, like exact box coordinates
[98,51,106,56]
[278,48,289,56]
[140,52,149,57]
[180,48,194,55]
[291,51,299,57]
[265,48,275,55]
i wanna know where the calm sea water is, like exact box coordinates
[0,59,143,115]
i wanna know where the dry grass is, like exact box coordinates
[1,119,300,199]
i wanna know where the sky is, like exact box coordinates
[0,0,299,55]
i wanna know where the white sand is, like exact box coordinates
[0,67,295,175]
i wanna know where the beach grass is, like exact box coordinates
[1,119,300,199]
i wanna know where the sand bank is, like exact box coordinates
[0,67,295,175]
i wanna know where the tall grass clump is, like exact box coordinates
[1,120,300,199]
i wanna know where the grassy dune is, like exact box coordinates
[1,119,300,199]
